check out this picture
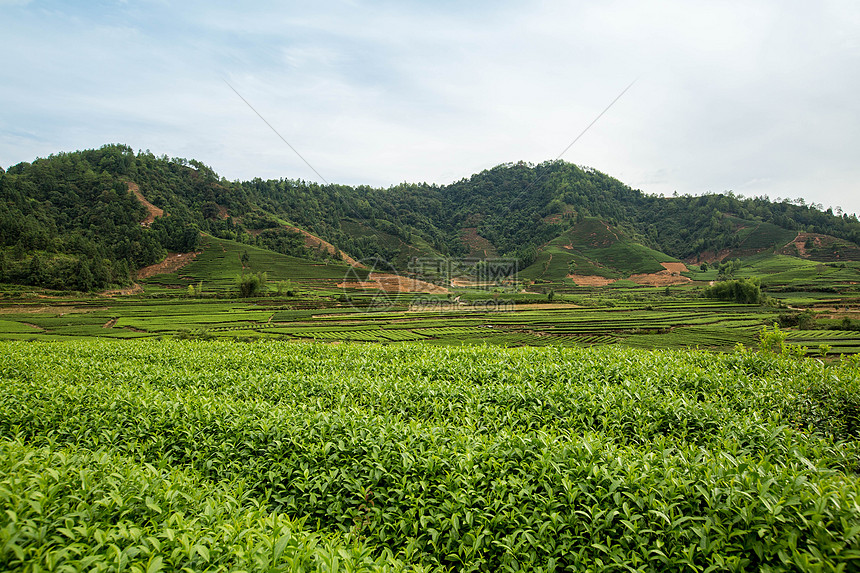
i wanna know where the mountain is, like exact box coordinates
[2,144,859,291]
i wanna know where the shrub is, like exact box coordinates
[236,272,267,297]
[703,278,763,304]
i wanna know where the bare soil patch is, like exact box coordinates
[569,263,690,287]
[127,182,164,227]
[629,262,692,286]
[629,273,692,286]
[659,262,689,274]
[812,307,860,320]
[779,232,860,259]
[779,232,829,258]
[460,227,498,258]
[791,232,814,257]
[339,273,448,294]
[136,252,201,280]
[567,274,617,286]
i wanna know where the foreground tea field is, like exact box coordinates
[2,340,860,571]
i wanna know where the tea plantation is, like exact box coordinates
[2,340,860,571]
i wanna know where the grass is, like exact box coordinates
[519,246,580,282]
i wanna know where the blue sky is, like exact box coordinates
[2,0,859,215]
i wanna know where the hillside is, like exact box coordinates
[137,234,353,293]
[2,144,860,292]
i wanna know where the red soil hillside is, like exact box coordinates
[780,232,860,261]
[136,252,200,279]
[279,223,362,267]
[460,227,498,258]
[127,181,163,227]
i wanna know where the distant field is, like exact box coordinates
[2,241,859,351]
[0,293,786,351]
[681,254,860,296]
[785,329,860,355]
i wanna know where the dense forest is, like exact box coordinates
[2,144,859,290]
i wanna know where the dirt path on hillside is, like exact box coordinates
[101,283,144,296]
[136,251,201,279]
[279,223,363,267]
[127,182,164,227]
[785,232,823,257]
[792,232,809,256]
[603,221,621,242]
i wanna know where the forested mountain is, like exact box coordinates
[441,161,860,263]
[2,144,859,290]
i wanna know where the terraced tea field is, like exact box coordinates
[785,329,860,355]
[1,340,859,571]
[139,235,353,292]
[0,294,788,352]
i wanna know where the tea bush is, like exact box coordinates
[1,340,859,571]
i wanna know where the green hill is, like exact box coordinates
[139,235,354,294]
[3,144,860,293]
[520,218,679,283]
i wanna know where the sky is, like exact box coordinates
[1,0,859,215]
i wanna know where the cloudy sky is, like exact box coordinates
[2,0,859,214]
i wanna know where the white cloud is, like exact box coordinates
[1,0,859,215]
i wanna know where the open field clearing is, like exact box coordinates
[1,340,859,571]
